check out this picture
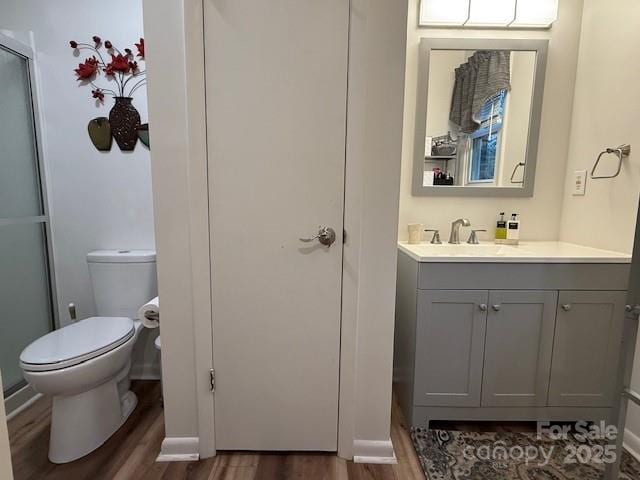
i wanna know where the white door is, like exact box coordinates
[204,0,348,450]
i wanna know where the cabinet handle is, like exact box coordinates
[562,304,572,312]
[478,304,488,312]
[492,304,501,312]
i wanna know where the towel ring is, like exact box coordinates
[591,144,631,179]
[510,162,525,184]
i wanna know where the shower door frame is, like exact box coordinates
[0,33,58,397]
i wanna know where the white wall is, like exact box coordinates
[499,53,536,187]
[143,0,211,458]
[341,0,408,460]
[0,0,158,377]
[554,0,640,457]
[398,0,584,241]
[424,50,467,138]
[558,1,640,254]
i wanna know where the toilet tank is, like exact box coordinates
[87,250,157,318]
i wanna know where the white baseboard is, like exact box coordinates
[353,438,397,464]
[624,428,640,462]
[5,384,42,420]
[156,436,396,463]
[156,437,200,462]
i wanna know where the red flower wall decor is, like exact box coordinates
[74,57,99,79]
[70,36,149,151]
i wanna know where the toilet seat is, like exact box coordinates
[20,317,135,372]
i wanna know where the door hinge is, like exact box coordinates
[209,369,215,393]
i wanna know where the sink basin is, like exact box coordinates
[397,241,631,263]
[403,243,527,257]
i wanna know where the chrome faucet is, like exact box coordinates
[424,229,442,244]
[449,218,471,244]
[467,229,487,245]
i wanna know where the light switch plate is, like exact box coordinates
[573,170,587,196]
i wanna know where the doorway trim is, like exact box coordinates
[143,0,408,462]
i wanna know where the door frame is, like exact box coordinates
[144,0,408,462]
[604,198,640,478]
[0,32,59,397]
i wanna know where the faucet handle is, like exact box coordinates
[467,229,487,245]
[424,229,442,244]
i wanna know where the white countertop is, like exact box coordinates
[398,241,631,264]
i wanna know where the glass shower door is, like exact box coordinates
[0,39,55,396]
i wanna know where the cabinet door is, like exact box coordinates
[482,291,558,407]
[548,291,626,407]
[414,290,488,407]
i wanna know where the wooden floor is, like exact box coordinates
[8,381,426,480]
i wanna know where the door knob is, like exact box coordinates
[300,226,337,247]
[492,304,501,312]
[478,304,488,312]
[625,304,640,316]
[561,304,572,312]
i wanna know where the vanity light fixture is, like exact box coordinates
[510,0,559,28]
[419,0,558,28]
[466,0,517,27]
[419,0,471,27]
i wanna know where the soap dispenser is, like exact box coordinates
[506,213,520,245]
[495,212,507,244]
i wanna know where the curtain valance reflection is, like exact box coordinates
[449,50,511,134]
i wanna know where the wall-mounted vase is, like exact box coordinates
[109,97,141,151]
[87,117,112,151]
[138,123,150,148]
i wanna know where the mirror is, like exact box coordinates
[412,38,548,197]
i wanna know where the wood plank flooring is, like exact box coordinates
[8,381,426,480]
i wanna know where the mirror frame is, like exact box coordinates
[412,38,549,197]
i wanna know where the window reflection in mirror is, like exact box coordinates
[423,49,536,189]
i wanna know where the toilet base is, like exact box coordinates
[48,378,138,464]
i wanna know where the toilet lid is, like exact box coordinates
[20,317,135,372]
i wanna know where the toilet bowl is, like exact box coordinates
[20,317,143,463]
[19,249,157,464]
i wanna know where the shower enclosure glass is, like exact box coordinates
[0,35,55,397]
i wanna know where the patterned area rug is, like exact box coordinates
[411,428,640,480]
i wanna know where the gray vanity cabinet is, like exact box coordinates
[394,251,630,427]
[482,291,557,407]
[414,289,558,408]
[548,291,626,407]
[414,290,487,407]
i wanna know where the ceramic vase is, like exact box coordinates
[109,97,140,151]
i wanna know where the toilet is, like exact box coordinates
[19,249,157,464]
